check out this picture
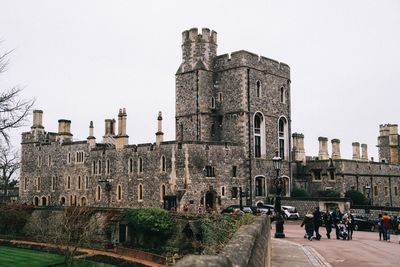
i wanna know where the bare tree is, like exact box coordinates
[0,145,19,195]
[0,45,35,145]
[26,206,102,266]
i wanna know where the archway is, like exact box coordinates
[205,190,217,211]
[60,197,66,206]
[81,197,87,206]
[41,196,47,206]
[34,196,39,206]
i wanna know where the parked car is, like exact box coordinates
[221,205,255,214]
[352,213,376,231]
[282,205,300,220]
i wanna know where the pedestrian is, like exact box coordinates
[395,215,400,244]
[382,212,392,242]
[332,207,343,239]
[377,213,384,240]
[346,210,355,240]
[313,207,322,240]
[301,209,314,241]
[323,210,333,239]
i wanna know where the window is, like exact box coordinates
[85,176,89,190]
[78,176,82,190]
[254,113,263,158]
[231,187,238,199]
[98,160,102,174]
[395,186,398,196]
[76,151,84,163]
[48,155,52,166]
[68,153,71,164]
[160,184,166,202]
[117,185,122,201]
[41,196,47,206]
[384,186,388,196]
[221,186,226,197]
[232,166,237,177]
[329,170,335,181]
[138,157,143,174]
[256,80,261,97]
[96,186,101,201]
[160,156,166,172]
[106,159,110,174]
[36,177,41,191]
[24,177,28,191]
[255,176,265,196]
[205,166,215,177]
[211,123,215,137]
[313,171,322,181]
[138,184,143,201]
[278,117,288,159]
[280,86,286,103]
[373,186,378,196]
[128,158,133,174]
[211,97,215,109]
[51,176,56,191]
[67,176,71,190]
[37,156,42,167]
[218,92,223,102]
[92,161,96,175]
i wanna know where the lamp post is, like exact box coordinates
[365,184,371,205]
[272,152,285,238]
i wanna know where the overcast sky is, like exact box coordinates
[1,0,399,160]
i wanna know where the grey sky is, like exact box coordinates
[1,0,399,160]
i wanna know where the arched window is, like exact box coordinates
[278,117,288,159]
[67,176,71,190]
[256,81,261,98]
[60,197,66,206]
[117,185,122,201]
[160,184,166,202]
[51,176,56,191]
[138,184,143,201]
[85,176,89,189]
[36,177,41,192]
[218,92,223,102]
[254,113,265,158]
[98,160,102,174]
[221,186,226,197]
[34,196,39,206]
[96,186,101,201]
[138,157,143,174]
[128,158,133,174]
[81,197,87,206]
[255,176,265,197]
[161,155,166,172]
[41,196,47,206]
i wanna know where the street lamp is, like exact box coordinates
[272,152,285,238]
[365,184,371,205]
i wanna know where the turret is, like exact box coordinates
[178,27,217,72]
[155,111,164,146]
[318,137,329,160]
[378,124,399,164]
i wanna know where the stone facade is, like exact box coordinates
[292,130,400,207]
[19,28,292,210]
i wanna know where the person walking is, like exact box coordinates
[395,216,400,244]
[382,212,392,242]
[346,211,355,240]
[301,209,314,241]
[312,207,322,240]
[332,207,343,239]
[377,214,384,241]
[323,210,333,239]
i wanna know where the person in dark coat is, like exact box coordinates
[312,207,322,240]
[301,209,315,241]
[323,210,333,239]
[332,207,343,239]
[346,211,355,240]
[377,213,384,241]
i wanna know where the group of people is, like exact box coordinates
[301,207,355,241]
[377,212,400,243]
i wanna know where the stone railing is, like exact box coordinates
[175,216,271,267]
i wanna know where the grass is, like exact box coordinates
[0,246,114,267]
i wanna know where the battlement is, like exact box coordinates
[182,27,217,44]
[213,50,290,78]
[379,124,398,136]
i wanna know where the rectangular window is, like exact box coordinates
[329,170,335,180]
[373,186,378,196]
[92,161,96,175]
[67,176,71,190]
[232,166,237,177]
[279,139,285,159]
[36,177,41,192]
[24,177,28,191]
[313,170,322,181]
[205,166,215,177]
[37,157,42,167]
[85,176,89,190]
[48,155,52,166]
[255,136,261,158]
[231,187,238,199]
[78,176,81,190]
[51,176,56,191]
[68,153,71,164]
[395,186,398,196]
[106,160,110,174]
[384,186,388,196]
[76,151,84,164]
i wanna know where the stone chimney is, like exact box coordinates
[292,133,306,164]
[31,110,45,140]
[318,137,329,160]
[156,111,164,146]
[389,124,399,164]
[361,144,368,161]
[87,121,96,149]
[56,119,72,143]
[103,119,116,145]
[115,108,129,150]
[352,142,360,160]
[331,139,341,160]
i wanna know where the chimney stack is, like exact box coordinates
[352,142,360,160]
[331,139,341,160]
[87,121,96,149]
[156,111,164,146]
[318,137,329,160]
[103,119,116,145]
[115,108,129,150]
[389,124,399,164]
[292,133,306,164]
[57,119,72,143]
[361,144,368,161]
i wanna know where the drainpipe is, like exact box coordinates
[247,68,253,205]
[196,70,200,141]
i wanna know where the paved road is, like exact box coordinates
[278,220,399,267]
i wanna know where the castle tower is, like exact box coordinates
[87,121,96,149]
[378,124,399,164]
[318,137,329,160]
[155,111,164,146]
[115,108,129,150]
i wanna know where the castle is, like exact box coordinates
[19,28,400,209]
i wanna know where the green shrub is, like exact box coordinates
[0,206,31,234]
[291,188,310,198]
[317,190,340,198]
[345,190,366,205]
